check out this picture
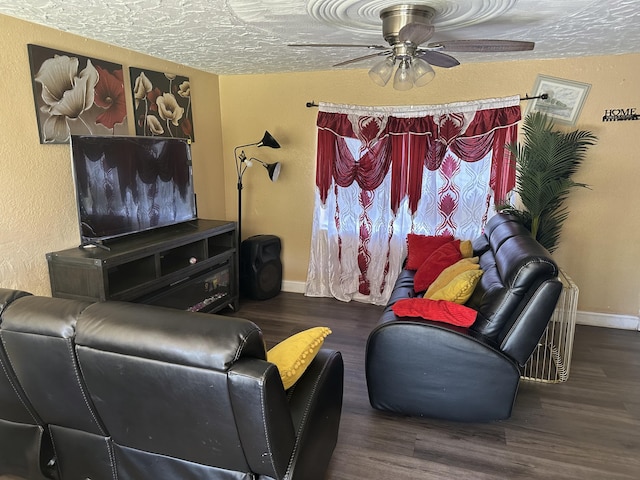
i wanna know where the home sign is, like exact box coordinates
[602,108,639,122]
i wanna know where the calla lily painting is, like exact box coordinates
[129,67,194,142]
[27,44,129,144]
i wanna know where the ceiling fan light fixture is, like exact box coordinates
[412,57,435,87]
[289,4,535,92]
[393,58,413,91]
[368,57,395,86]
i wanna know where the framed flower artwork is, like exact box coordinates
[27,44,129,144]
[129,67,194,142]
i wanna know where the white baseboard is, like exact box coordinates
[281,282,640,331]
[576,310,640,331]
[282,280,306,294]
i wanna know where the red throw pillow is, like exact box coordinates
[405,233,454,270]
[413,240,462,293]
[392,298,477,327]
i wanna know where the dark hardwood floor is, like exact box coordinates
[230,292,640,480]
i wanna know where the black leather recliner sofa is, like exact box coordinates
[0,289,343,480]
[0,289,54,480]
[366,213,563,422]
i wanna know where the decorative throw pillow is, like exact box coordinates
[427,269,484,304]
[392,298,478,327]
[459,240,474,258]
[267,326,332,390]
[405,233,454,270]
[413,240,462,293]
[424,257,479,298]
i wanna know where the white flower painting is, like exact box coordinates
[129,67,194,142]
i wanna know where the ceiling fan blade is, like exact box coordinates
[428,39,535,52]
[416,50,460,68]
[398,23,435,45]
[333,51,391,67]
[288,43,388,50]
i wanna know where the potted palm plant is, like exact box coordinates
[498,111,597,253]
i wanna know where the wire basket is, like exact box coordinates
[522,269,578,383]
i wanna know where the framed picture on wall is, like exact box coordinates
[129,67,194,142]
[524,75,591,125]
[27,44,129,144]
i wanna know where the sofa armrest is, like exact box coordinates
[366,320,521,422]
[499,278,563,365]
[228,359,296,479]
[284,349,344,480]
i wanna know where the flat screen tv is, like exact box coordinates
[70,135,197,246]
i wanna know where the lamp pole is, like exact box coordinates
[233,131,281,245]
[237,161,244,245]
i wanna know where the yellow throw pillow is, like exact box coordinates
[459,240,474,258]
[267,327,332,390]
[425,257,479,298]
[427,269,484,304]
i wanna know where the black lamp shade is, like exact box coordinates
[266,162,281,182]
[258,131,281,149]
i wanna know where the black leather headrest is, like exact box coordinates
[467,214,558,340]
[77,301,266,370]
[0,288,32,317]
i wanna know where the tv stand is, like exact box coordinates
[46,219,239,314]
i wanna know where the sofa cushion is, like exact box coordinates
[267,327,332,390]
[426,269,484,304]
[413,240,462,293]
[405,234,454,270]
[459,240,474,258]
[471,234,490,256]
[425,257,479,298]
[391,298,477,327]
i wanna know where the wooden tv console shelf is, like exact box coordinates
[46,219,239,314]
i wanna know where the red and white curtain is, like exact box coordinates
[305,96,521,305]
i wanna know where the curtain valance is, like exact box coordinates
[316,96,521,213]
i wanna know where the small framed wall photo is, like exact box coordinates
[524,75,591,126]
[27,44,129,144]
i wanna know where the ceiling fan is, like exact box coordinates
[289,4,534,91]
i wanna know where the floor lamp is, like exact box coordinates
[234,130,281,243]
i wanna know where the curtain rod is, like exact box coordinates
[305,93,548,108]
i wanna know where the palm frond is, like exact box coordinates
[536,208,569,253]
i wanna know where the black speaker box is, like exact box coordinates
[240,235,282,300]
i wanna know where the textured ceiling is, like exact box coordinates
[1,0,639,75]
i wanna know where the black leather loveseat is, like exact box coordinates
[0,289,343,480]
[366,213,562,422]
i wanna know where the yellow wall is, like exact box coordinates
[0,14,225,295]
[220,54,640,318]
[1,12,639,319]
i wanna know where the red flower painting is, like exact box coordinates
[94,66,127,130]
[27,44,129,144]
